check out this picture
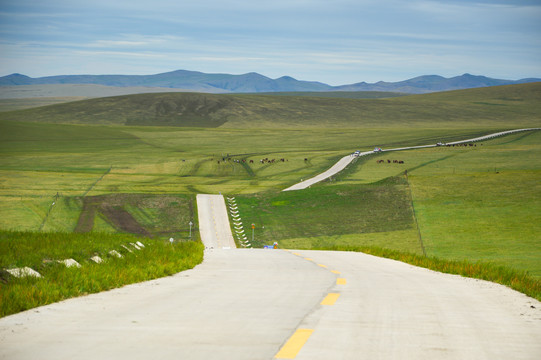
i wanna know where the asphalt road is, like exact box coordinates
[1,249,539,359]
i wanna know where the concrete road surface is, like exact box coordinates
[196,194,236,249]
[1,249,539,359]
[283,154,365,191]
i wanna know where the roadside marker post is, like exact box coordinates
[251,223,255,243]
[189,221,193,239]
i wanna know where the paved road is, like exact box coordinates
[283,128,540,191]
[284,250,541,360]
[283,152,371,191]
[1,249,539,359]
[196,194,236,249]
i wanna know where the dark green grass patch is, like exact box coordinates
[0,231,204,317]
[233,178,418,250]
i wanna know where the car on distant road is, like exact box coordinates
[373,147,382,152]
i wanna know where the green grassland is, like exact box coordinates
[0,83,540,305]
[237,131,540,278]
[0,231,203,317]
[0,97,89,112]
[1,82,540,128]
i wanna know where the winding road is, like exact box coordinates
[284,127,540,191]
[1,128,540,359]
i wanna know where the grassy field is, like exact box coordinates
[0,231,203,317]
[0,83,540,306]
[1,116,505,231]
[268,131,541,278]
[1,82,540,128]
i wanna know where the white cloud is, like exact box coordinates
[0,0,539,82]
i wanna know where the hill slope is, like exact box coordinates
[1,82,540,129]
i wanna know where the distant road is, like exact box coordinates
[196,194,236,249]
[283,128,540,191]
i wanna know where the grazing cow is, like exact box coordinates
[249,160,254,164]
[387,160,391,163]
[399,160,404,164]
[304,158,308,162]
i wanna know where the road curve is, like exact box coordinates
[0,249,539,359]
[283,128,540,191]
[196,194,236,249]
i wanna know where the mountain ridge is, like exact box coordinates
[0,70,539,94]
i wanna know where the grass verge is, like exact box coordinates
[308,244,541,302]
[0,231,204,318]
[233,177,417,249]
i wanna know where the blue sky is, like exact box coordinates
[0,0,540,85]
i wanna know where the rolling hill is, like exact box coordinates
[0,82,540,129]
[1,70,539,94]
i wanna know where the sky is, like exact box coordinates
[0,0,540,85]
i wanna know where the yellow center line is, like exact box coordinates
[275,328,314,359]
[292,252,301,256]
[304,258,313,261]
[331,270,341,274]
[317,264,327,268]
[321,293,340,305]
[336,278,347,285]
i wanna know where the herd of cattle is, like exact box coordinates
[440,142,479,147]
[212,157,297,165]
[212,142,483,165]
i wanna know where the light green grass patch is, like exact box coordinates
[0,231,204,317]
[411,170,541,277]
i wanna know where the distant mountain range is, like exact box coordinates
[0,70,539,94]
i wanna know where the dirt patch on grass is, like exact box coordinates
[99,205,151,237]
[75,195,150,236]
[74,198,98,233]
[74,193,194,238]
